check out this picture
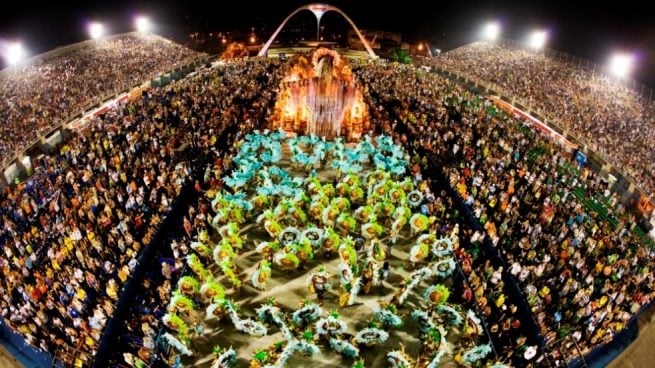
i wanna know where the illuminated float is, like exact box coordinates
[270,48,370,141]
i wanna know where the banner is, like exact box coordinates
[636,195,654,215]
[489,96,578,153]
[575,151,587,167]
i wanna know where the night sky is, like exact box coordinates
[1,0,654,85]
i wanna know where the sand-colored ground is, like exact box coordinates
[180,142,469,367]
[0,346,23,368]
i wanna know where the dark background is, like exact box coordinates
[1,0,654,86]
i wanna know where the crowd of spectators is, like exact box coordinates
[0,56,283,366]
[356,63,546,366]
[0,34,201,163]
[355,61,655,364]
[444,110,655,358]
[2,39,654,367]
[0,94,192,365]
[433,42,655,198]
[115,239,185,368]
[106,57,284,367]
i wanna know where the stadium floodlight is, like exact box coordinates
[529,30,547,49]
[482,22,500,41]
[3,42,26,65]
[609,53,634,78]
[88,22,104,40]
[135,16,152,33]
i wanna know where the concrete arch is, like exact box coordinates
[257,3,377,58]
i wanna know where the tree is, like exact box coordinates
[390,48,413,64]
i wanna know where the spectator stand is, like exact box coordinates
[429,63,654,236]
[0,32,208,185]
[0,47,209,367]
[1,52,210,187]
[566,297,655,368]
[422,151,557,366]
[418,59,655,365]
[493,37,654,103]
[91,183,196,368]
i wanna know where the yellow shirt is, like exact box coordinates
[118,268,129,283]
[107,284,117,299]
[64,237,73,250]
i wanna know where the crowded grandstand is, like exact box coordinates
[0,3,654,368]
[0,34,201,164]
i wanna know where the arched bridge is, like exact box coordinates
[258,3,377,58]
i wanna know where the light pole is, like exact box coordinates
[528,30,547,50]
[5,43,25,64]
[609,52,634,81]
